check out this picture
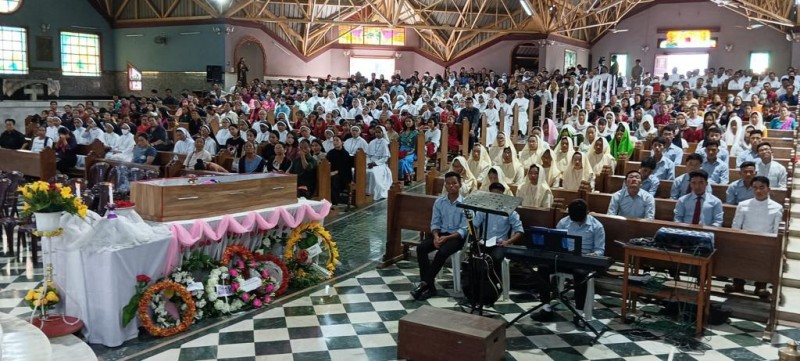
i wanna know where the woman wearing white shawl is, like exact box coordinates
[723,116,741,145]
[578,125,597,153]
[518,134,544,169]
[554,136,575,173]
[488,132,516,165]
[516,163,553,208]
[732,124,755,158]
[348,98,363,120]
[483,100,500,146]
[586,137,616,175]
[100,123,119,147]
[748,111,767,133]
[172,127,195,156]
[478,166,514,195]
[572,109,590,135]
[510,90,530,136]
[424,118,441,155]
[322,129,335,153]
[106,123,135,162]
[441,156,478,197]
[561,152,595,191]
[468,144,492,183]
[634,114,658,140]
[215,119,232,146]
[498,146,525,186]
[365,126,393,201]
[344,125,369,156]
[540,148,561,188]
[199,125,218,155]
[255,122,271,143]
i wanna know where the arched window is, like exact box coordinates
[0,0,22,13]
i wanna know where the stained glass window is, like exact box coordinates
[658,30,717,49]
[0,0,21,13]
[0,26,27,75]
[339,26,404,46]
[60,32,100,76]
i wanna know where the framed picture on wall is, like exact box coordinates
[564,49,577,70]
[36,36,53,62]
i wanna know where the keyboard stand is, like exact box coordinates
[507,271,606,345]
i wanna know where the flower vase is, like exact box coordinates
[34,212,62,233]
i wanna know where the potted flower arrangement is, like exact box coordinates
[24,281,60,319]
[18,181,88,232]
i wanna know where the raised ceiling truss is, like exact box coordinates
[91,0,800,61]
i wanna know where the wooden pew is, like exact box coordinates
[438,122,449,172]
[593,213,784,338]
[511,106,520,143]
[766,129,795,139]
[389,140,400,182]
[763,137,794,149]
[415,132,426,181]
[382,184,558,265]
[353,149,369,207]
[316,158,331,202]
[0,148,56,180]
[480,113,487,146]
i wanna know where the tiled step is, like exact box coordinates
[790,218,800,237]
[50,334,97,361]
[787,236,800,260]
[783,259,800,288]
[778,286,800,317]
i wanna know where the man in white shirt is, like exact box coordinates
[737,83,756,101]
[711,67,728,88]
[727,72,746,90]
[726,175,783,299]
[686,105,703,128]
[756,142,787,190]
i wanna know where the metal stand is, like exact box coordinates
[507,270,605,345]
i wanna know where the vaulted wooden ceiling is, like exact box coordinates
[89,0,800,61]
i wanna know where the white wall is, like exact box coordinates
[591,2,792,77]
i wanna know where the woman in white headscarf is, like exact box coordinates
[561,151,595,191]
[732,124,755,158]
[255,122,272,143]
[516,163,553,208]
[441,156,477,197]
[365,125,393,201]
[100,123,119,147]
[106,123,135,162]
[172,127,195,156]
[344,125,369,156]
[478,166,514,195]
[483,99,500,146]
[723,116,741,146]
[586,137,616,176]
[634,114,658,141]
[498,146,525,186]
[748,111,767,133]
[468,144,492,183]
[578,125,597,153]
[215,118,232,146]
[322,129,336,153]
[199,125,219,155]
[554,136,574,173]
[540,148,561,188]
[488,132,516,165]
[518,134,544,169]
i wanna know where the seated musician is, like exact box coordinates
[726,161,756,205]
[412,171,467,301]
[671,153,712,199]
[608,170,655,220]
[650,137,675,181]
[673,170,723,227]
[727,175,783,299]
[637,157,660,196]
[531,199,605,322]
[699,140,729,184]
[473,182,524,276]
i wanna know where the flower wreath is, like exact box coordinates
[220,244,254,266]
[204,266,246,314]
[138,281,196,337]
[229,261,275,308]
[169,269,207,321]
[284,222,339,276]
[253,252,290,296]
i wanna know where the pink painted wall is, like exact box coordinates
[591,2,791,77]
[541,42,590,72]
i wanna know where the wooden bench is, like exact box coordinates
[0,147,56,180]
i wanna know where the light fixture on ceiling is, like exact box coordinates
[343,50,351,57]
[125,34,144,37]
[519,0,534,17]
[40,23,50,33]
[395,52,403,59]
[641,45,650,53]
[179,32,201,35]
[725,43,734,52]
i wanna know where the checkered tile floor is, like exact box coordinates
[114,260,794,361]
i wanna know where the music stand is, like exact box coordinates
[456,191,522,315]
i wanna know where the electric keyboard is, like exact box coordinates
[503,245,614,272]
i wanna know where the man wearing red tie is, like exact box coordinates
[673,170,723,227]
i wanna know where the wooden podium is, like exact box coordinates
[398,306,505,361]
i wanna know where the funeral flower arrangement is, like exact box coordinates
[19,181,88,218]
[25,281,60,315]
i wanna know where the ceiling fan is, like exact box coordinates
[609,27,629,34]
[735,19,765,30]
[711,0,741,8]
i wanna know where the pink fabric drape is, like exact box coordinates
[164,201,331,273]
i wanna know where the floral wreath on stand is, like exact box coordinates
[283,222,340,289]
[253,251,290,296]
[205,266,246,315]
[137,281,196,337]
[169,269,207,321]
